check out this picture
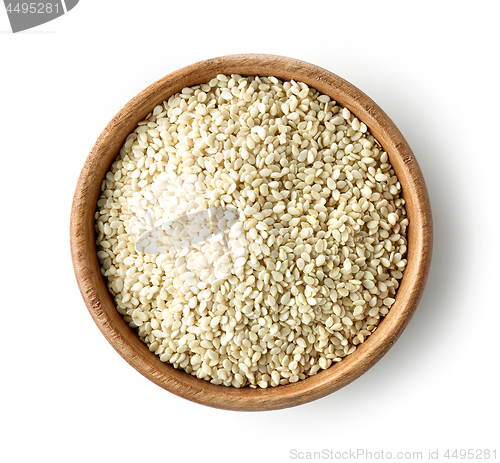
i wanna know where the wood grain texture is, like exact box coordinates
[70,54,433,411]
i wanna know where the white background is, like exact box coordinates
[1,1,499,462]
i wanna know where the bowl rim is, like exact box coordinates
[70,53,433,411]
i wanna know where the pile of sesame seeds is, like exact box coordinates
[95,74,408,388]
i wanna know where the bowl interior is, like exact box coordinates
[70,54,432,411]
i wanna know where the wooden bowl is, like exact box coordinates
[70,54,432,411]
